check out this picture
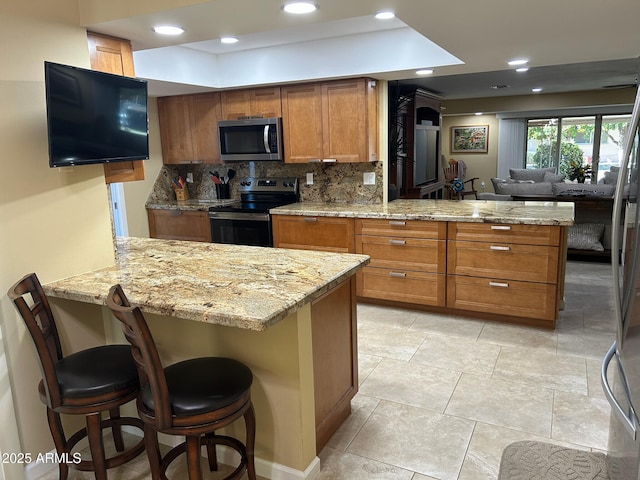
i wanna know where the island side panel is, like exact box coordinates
[142,306,317,473]
[311,278,358,452]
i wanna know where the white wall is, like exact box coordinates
[0,1,116,477]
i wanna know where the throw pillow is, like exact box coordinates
[543,172,565,183]
[567,223,605,251]
[509,167,555,183]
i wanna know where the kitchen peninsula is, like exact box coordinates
[272,199,575,329]
[43,237,369,478]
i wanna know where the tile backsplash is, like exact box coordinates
[147,161,384,205]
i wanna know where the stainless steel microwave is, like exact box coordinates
[218,117,283,162]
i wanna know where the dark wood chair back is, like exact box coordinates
[106,284,172,430]
[8,273,64,409]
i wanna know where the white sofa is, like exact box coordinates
[490,168,615,198]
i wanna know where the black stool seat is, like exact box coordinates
[142,357,253,416]
[55,345,139,398]
[8,273,145,480]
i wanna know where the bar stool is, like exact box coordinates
[106,284,256,480]
[7,273,145,480]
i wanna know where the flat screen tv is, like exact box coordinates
[44,61,149,168]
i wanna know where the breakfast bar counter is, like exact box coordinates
[44,236,368,331]
[43,237,369,478]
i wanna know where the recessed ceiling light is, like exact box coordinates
[416,69,434,75]
[283,2,318,14]
[375,10,395,19]
[221,36,239,44]
[532,87,543,93]
[153,25,185,35]
[515,67,529,73]
[507,58,528,66]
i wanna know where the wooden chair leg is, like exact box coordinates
[86,412,107,480]
[245,403,257,480]
[185,435,203,480]
[108,407,125,452]
[46,408,69,480]
[204,433,218,472]
[144,424,162,480]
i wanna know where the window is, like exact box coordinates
[526,114,632,183]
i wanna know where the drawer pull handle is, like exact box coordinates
[389,221,406,226]
[490,245,511,251]
[389,272,407,278]
[491,225,511,231]
[303,217,318,222]
[389,239,406,245]
[489,281,509,288]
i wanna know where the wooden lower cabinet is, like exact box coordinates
[311,279,357,452]
[446,222,563,326]
[275,214,566,327]
[447,275,557,321]
[147,209,211,242]
[355,219,446,307]
[272,215,355,253]
[358,268,445,307]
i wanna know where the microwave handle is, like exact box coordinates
[264,125,271,154]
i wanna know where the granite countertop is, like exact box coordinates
[146,199,237,211]
[43,237,369,331]
[270,199,575,226]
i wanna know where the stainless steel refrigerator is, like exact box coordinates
[602,83,640,480]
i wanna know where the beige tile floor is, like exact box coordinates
[36,260,614,480]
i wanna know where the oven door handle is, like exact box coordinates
[209,211,271,222]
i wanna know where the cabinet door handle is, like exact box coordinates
[490,245,511,251]
[388,221,406,226]
[489,281,509,288]
[303,217,318,222]
[389,239,406,245]
[389,272,407,278]
[491,225,511,231]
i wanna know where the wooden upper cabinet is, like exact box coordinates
[281,78,378,163]
[220,87,282,120]
[281,83,324,163]
[323,79,377,163]
[87,32,145,183]
[157,92,222,164]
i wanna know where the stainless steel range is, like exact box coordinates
[208,177,298,247]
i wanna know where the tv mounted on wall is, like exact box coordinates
[44,61,149,168]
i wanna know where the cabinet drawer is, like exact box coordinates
[357,267,445,307]
[147,209,212,242]
[448,223,561,246]
[447,275,557,321]
[448,241,559,283]
[272,215,355,253]
[356,235,445,273]
[356,218,445,239]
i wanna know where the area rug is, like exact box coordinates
[498,441,609,480]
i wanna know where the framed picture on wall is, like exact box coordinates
[450,125,489,153]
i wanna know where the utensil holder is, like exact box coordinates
[215,183,230,199]
[175,188,189,201]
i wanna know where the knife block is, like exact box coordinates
[175,187,189,201]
